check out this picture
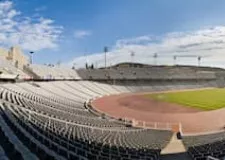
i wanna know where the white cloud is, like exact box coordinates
[69,26,225,68]
[0,1,62,51]
[115,35,154,48]
[74,30,92,39]
[0,1,12,10]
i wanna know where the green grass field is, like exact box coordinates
[146,88,225,111]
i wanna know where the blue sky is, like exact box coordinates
[1,0,225,67]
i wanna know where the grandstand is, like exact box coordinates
[0,58,29,80]
[0,53,225,160]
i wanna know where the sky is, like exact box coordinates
[1,0,225,68]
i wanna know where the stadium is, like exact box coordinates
[0,46,225,160]
[1,1,225,160]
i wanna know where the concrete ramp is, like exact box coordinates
[161,133,186,154]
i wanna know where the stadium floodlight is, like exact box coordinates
[198,55,210,67]
[153,53,158,65]
[173,54,209,67]
[104,46,108,69]
[173,55,177,65]
[29,51,34,64]
[198,56,201,67]
[130,51,135,66]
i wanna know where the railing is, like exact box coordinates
[182,129,225,137]
[131,119,182,132]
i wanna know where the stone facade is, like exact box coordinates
[0,46,29,70]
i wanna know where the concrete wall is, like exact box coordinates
[6,46,29,70]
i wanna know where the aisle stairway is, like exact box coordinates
[161,133,187,153]
[161,134,191,160]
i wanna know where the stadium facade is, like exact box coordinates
[0,46,29,70]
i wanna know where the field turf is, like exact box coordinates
[146,88,225,111]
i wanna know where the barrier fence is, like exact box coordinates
[131,119,182,132]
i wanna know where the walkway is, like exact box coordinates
[161,133,186,154]
[160,133,191,160]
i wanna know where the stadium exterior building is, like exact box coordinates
[0,46,29,70]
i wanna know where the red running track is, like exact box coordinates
[92,92,225,134]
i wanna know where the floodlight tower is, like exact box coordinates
[29,51,34,64]
[198,56,201,67]
[173,55,177,65]
[153,53,158,65]
[104,46,108,69]
[130,51,135,67]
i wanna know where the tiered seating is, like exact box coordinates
[7,103,169,160]
[183,132,225,160]
[28,64,220,81]
[30,65,81,80]
[0,70,221,160]
[0,104,65,160]
[0,145,8,160]
[0,58,29,79]
[0,105,38,160]
[0,81,176,160]
[76,67,217,81]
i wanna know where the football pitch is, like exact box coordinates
[146,88,225,111]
